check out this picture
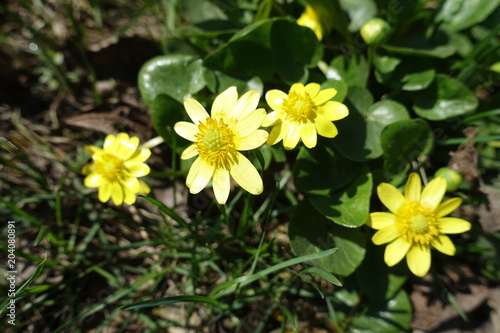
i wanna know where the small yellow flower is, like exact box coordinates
[174,87,269,204]
[297,5,323,40]
[367,173,471,277]
[263,83,348,150]
[82,133,151,205]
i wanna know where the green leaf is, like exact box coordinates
[413,74,479,120]
[151,94,187,150]
[327,54,369,87]
[333,94,411,161]
[120,295,227,311]
[138,55,205,106]
[203,69,263,95]
[293,141,362,196]
[348,289,413,332]
[381,118,433,185]
[300,267,342,287]
[438,0,500,32]
[374,52,436,91]
[321,79,348,103]
[204,18,322,84]
[338,0,377,32]
[289,200,367,276]
[308,163,372,227]
[354,244,408,304]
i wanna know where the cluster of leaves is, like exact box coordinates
[137,0,500,331]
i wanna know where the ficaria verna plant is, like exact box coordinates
[263,83,349,150]
[82,132,151,205]
[367,173,472,277]
[174,86,269,204]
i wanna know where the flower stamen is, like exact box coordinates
[282,91,316,123]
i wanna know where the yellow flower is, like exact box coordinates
[297,5,323,40]
[82,133,151,205]
[174,87,269,204]
[263,83,348,150]
[366,173,471,277]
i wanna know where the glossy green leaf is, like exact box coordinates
[289,200,367,276]
[381,118,433,185]
[413,74,479,120]
[438,0,500,32]
[354,244,408,304]
[321,79,348,103]
[308,164,372,227]
[203,69,263,95]
[138,55,205,106]
[204,18,322,84]
[338,0,377,32]
[333,93,411,161]
[327,54,369,87]
[348,289,413,332]
[293,141,361,196]
[374,52,436,91]
[151,94,188,150]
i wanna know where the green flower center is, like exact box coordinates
[283,91,316,122]
[196,118,236,168]
[408,214,429,233]
[95,153,124,181]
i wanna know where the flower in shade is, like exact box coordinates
[366,173,471,277]
[297,5,323,40]
[82,133,151,205]
[263,83,348,150]
[174,87,269,204]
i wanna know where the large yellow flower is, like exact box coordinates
[297,5,323,40]
[366,173,471,277]
[174,87,269,204]
[82,133,151,205]
[263,83,348,150]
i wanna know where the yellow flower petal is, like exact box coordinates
[123,189,137,205]
[174,121,199,142]
[318,101,348,121]
[372,225,401,245]
[235,130,269,151]
[313,88,337,105]
[138,180,151,195]
[262,110,280,127]
[437,217,471,234]
[98,181,112,203]
[211,86,237,119]
[111,182,124,205]
[235,108,266,137]
[180,144,199,159]
[265,90,287,111]
[125,162,150,177]
[420,176,447,211]
[384,237,411,266]
[290,83,306,95]
[367,212,397,230]
[84,173,103,187]
[103,133,117,149]
[300,122,317,148]
[267,122,285,146]
[435,197,462,217]
[431,235,455,256]
[304,82,321,98]
[109,133,139,160]
[213,168,230,204]
[404,172,421,202]
[184,97,210,124]
[406,245,431,277]
[377,182,405,214]
[128,148,152,163]
[186,158,214,194]
[283,123,301,150]
[227,89,260,120]
[314,115,338,138]
[229,152,263,195]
